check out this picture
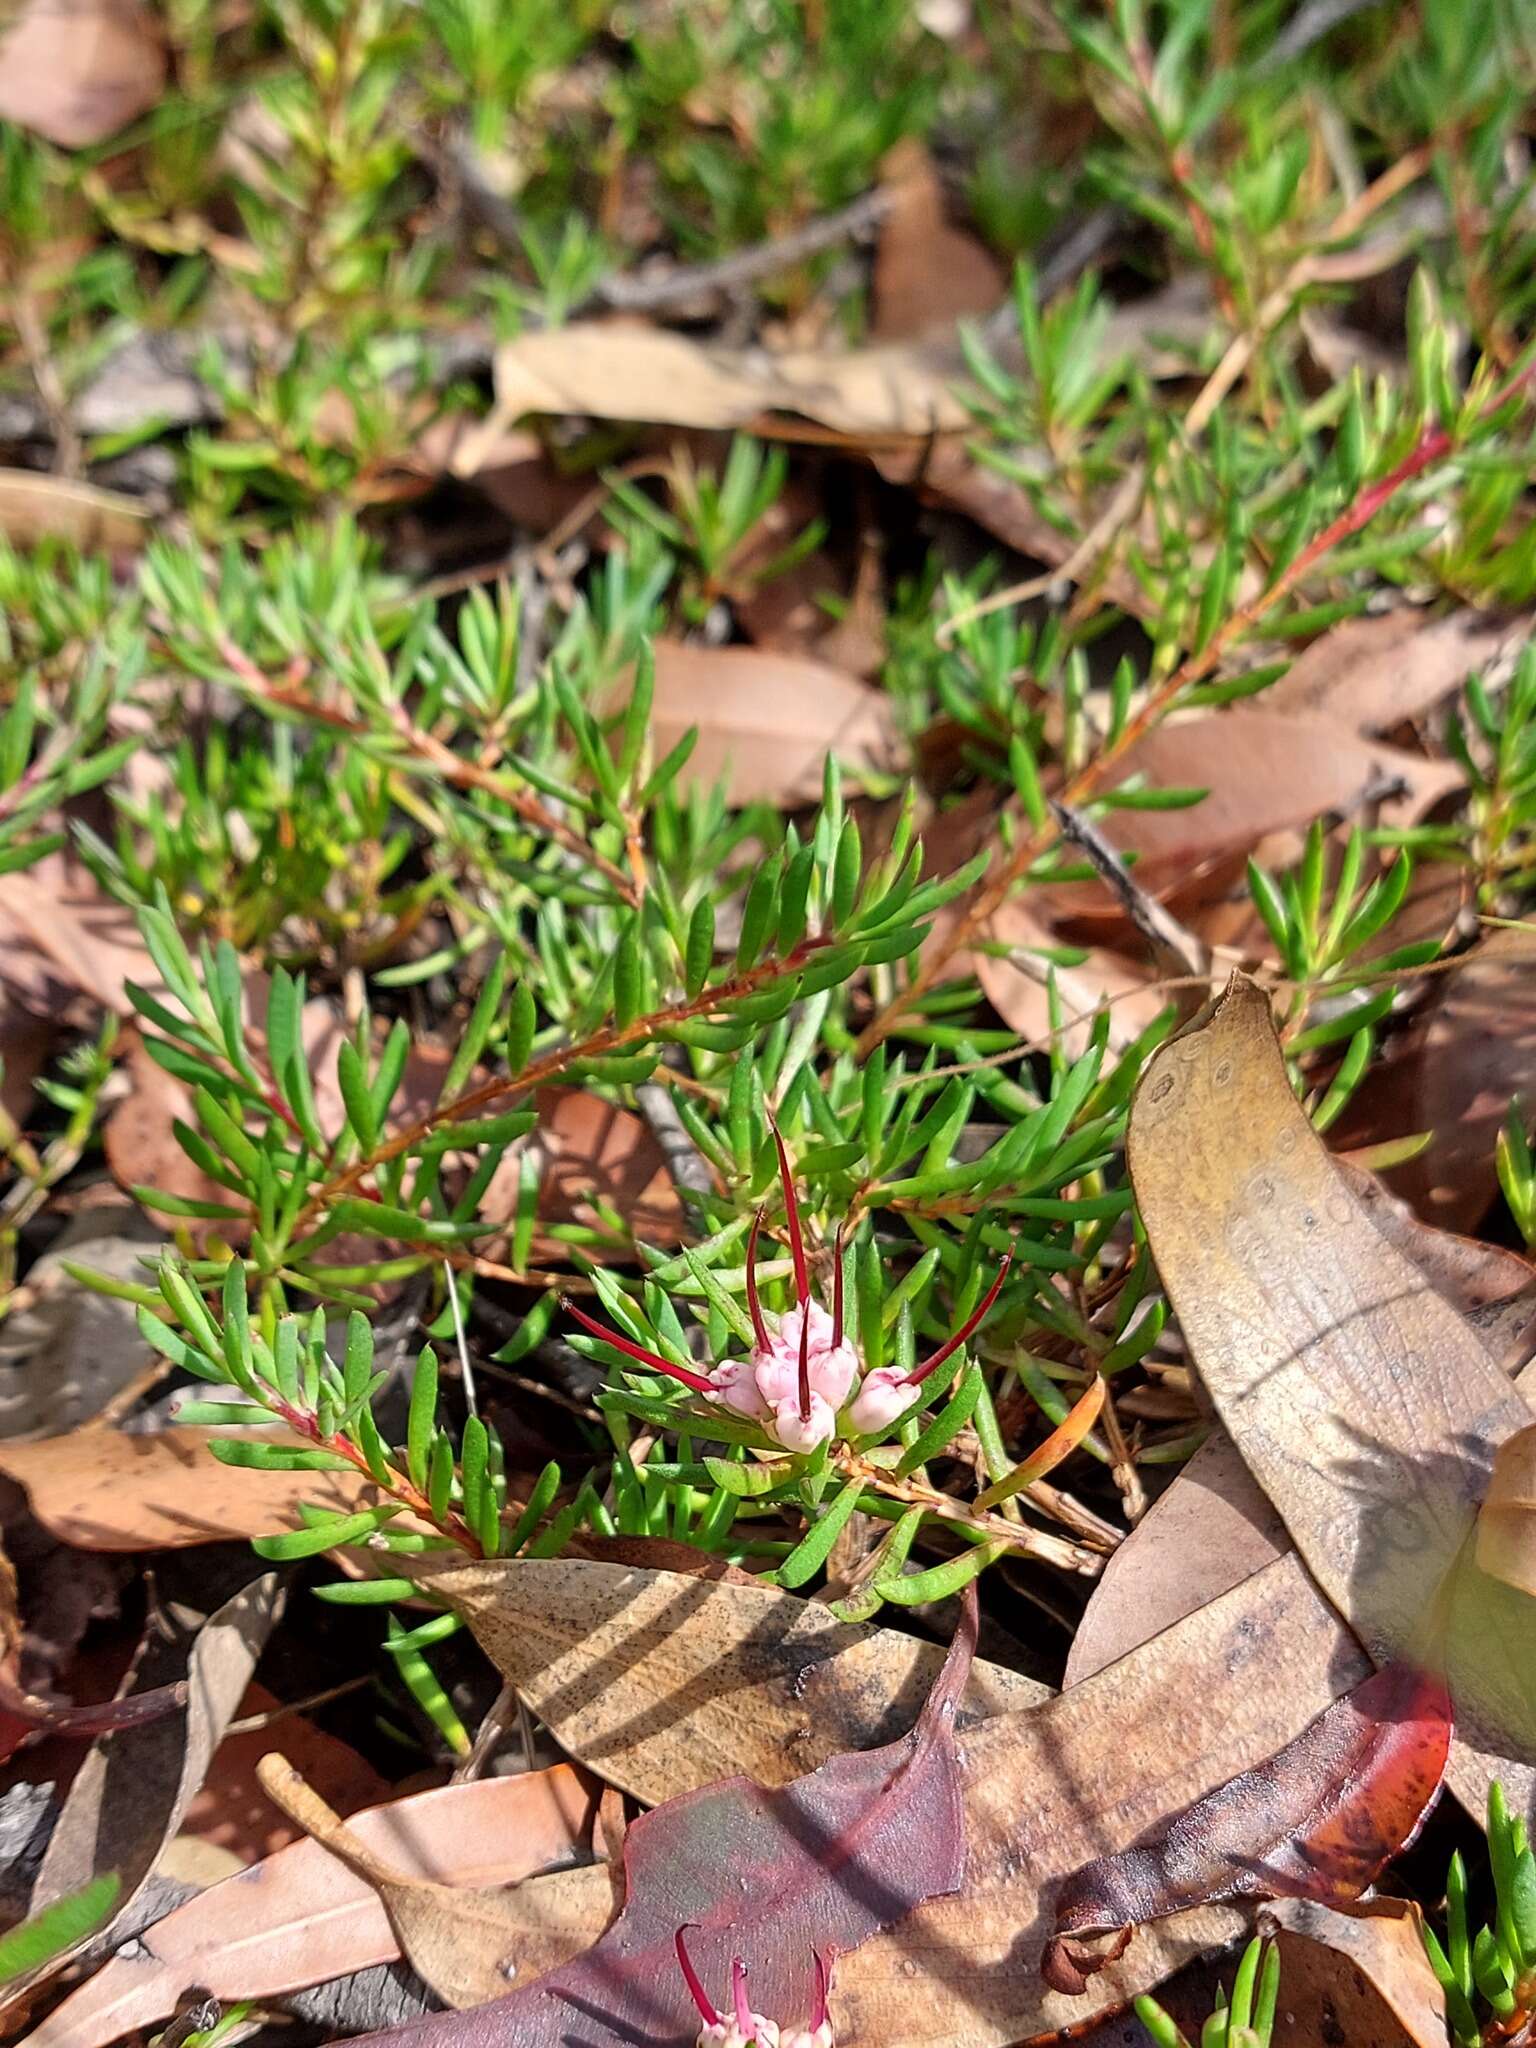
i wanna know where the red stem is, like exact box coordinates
[831,1221,845,1351]
[674,1928,718,2028]
[769,1114,810,1308]
[562,1299,715,1393]
[905,1251,1012,1387]
[745,1207,770,1351]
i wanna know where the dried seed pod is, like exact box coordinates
[1476,1423,1536,1596]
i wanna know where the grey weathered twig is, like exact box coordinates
[635,1074,715,1222]
[1049,798,1210,980]
[591,189,894,314]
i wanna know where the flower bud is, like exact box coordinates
[698,2021,780,2048]
[847,1364,916,1435]
[708,1356,769,1420]
[771,1390,837,1453]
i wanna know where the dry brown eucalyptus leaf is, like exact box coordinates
[1066,1173,1536,1685]
[409,1557,1047,1802]
[255,1756,601,2013]
[0,1426,382,1550]
[1056,712,1464,921]
[2,1573,282,2017]
[1127,974,1536,1826]
[1263,606,1529,732]
[645,639,903,807]
[1475,1422,1536,1596]
[25,1767,603,2048]
[1261,1897,1448,2048]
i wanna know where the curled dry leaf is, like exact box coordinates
[342,1592,978,2048]
[256,1756,599,2013]
[1127,974,1536,1827]
[1042,1659,1452,1994]
[24,1766,602,2048]
[462,325,977,457]
[411,1557,1046,1801]
[1260,1897,1449,2048]
[644,640,903,809]
[1475,1423,1536,1596]
[0,1426,382,1551]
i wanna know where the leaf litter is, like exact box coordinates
[338,1587,978,2048]
[8,14,1536,2048]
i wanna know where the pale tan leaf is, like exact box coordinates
[0,0,163,146]
[1261,1897,1448,2048]
[0,470,149,550]
[254,1756,606,2012]
[1476,1423,1536,1596]
[1127,974,1536,1827]
[23,1767,603,2048]
[466,325,976,450]
[1066,1169,1536,1685]
[411,1556,1048,1801]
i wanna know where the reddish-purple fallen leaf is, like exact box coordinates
[344,1591,977,2048]
[1042,1659,1452,1995]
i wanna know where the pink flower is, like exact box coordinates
[677,1930,833,2048]
[846,1363,913,1436]
[563,1120,1011,1454]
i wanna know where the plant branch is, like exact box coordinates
[854,353,1536,1058]
[293,934,838,1235]
[217,640,640,905]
